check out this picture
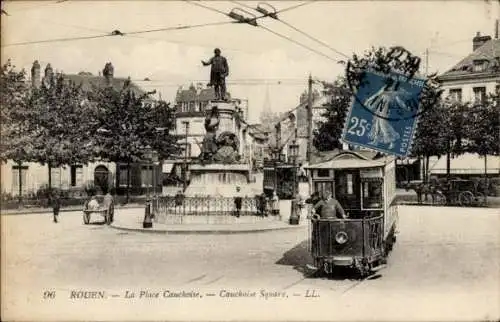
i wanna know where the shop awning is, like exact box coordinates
[430,153,500,175]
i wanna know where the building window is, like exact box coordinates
[449,88,462,102]
[473,86,486,104]
[70,165,83,187]
[11,165,28,194]
[472,59,487,72]
[119,165,129,187]
[141,166,153,187]
[188,101,196,112]
[50,167,61,187]
[182,122,190,135]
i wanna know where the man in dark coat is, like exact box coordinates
[257,192,267,217]
[202,48,229,100]
[51,191,61,223]
[234,186,243,218]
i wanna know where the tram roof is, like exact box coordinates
[306,150,395,169]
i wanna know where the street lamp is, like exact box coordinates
[144,145,155,199]
[143,145,154,229]
[151,150,159,198]
[155,127,166,197]
[288,140,300,225]
[181,121,190,192]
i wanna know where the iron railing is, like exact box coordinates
[152,196,274,218]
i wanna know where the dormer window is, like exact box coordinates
[472,59,488,72]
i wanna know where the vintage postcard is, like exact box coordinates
[1,1,499,321]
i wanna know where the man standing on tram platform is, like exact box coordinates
[309,191,347,219]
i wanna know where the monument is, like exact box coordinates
[183,50,254,197]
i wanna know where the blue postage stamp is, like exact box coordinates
[342,69,425,157]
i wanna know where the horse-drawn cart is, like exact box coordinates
[83,196,114,225]
[83,208,113,225]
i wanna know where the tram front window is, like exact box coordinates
[334,170,361,209]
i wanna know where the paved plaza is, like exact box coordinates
[1,206,499,321]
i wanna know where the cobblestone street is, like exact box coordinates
[2,206,499,321]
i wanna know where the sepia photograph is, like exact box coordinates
[1,0,499,321]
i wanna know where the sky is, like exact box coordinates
[1,0,499,123]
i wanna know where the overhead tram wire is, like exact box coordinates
[230,1,315,15]
[271,19,349,60]
[1,20,236,47]
[258,26,338,63]
[184,0,317,24]
[3,34,113,47]
[184,0,232,16]
[185,1,340,63]
[231,0,348,60]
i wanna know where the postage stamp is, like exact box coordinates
[342,68,426,157]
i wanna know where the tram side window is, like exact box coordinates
[362,179,383,209]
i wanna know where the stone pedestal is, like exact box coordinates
[215,101,238,135]
[185,164,255,197]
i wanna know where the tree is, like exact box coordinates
[467,93,500,202]
[150,100,180,159]
[0,60,31,203]
[411,101,450,183]
[313,77,350,151]
[88,85,178,201]
[28,73,90,190]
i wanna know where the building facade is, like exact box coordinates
[1,61,158,197]
[431,31,500,177]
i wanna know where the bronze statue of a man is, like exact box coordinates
[202,48,229,101]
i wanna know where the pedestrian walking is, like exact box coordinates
[234,186,243,218]
[174,190,184,215]
[271,191,280,216]
[51,191,61,223]
[257,192,267,217]
[103,192,115,223]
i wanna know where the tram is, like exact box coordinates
[305,150,398,277]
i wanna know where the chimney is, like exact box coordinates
[31,60,41,88]
[473,31,492,51]
[102,62,114,86]
[496,20,499,39]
